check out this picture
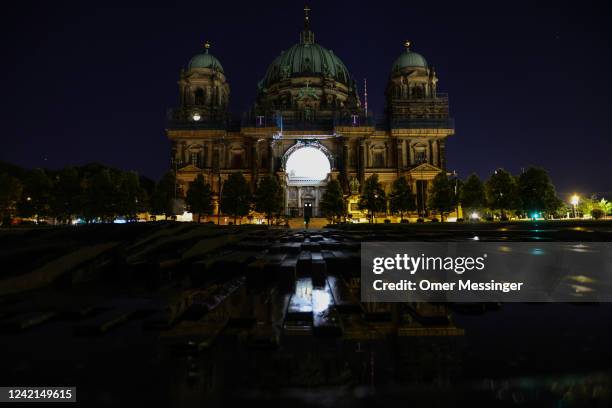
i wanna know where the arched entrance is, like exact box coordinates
[282,140,333,217]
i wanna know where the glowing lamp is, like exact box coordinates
[570,194,580,206]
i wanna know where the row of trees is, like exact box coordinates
[0,163,157,225]
[317,167,573,222]
[183,173,284,225]
[2,161,608,225]
[0,161,289,226]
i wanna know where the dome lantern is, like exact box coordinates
[391,40,428,71]
[300,5,314,44]
[188,41,224,72]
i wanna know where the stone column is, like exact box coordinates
[212,140,220,173]
[439,140,446,170]
[432,139,439,167]
[384,142,389,168]
[250,141,258,189]
[358,139,366,186]
[408,142,415,166]
[396,139,403,175]
[268,139,275,173]
[180,141,187,166]
[342,139,349,173]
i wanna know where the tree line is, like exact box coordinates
[1,160,608,226]
[317,167,605,222]
[181,172,284,225]
[0,161,288,226]
[0,162,154,225]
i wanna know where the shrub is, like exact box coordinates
[591,208,605,220]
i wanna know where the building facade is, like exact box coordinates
[166,8,454,219]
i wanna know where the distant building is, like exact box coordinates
[166,7,454,219]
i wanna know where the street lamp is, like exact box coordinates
[570,194,580,218]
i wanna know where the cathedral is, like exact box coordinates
[166,7,454,220]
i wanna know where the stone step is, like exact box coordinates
[311,252,327,288]
[279,256,298,292]
[301,242,321,252]
[296,251,312,276]
[312,282,342,338]
[326,275,363,313]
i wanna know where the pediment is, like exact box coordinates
[408,163,442,174]
[178,164,201,172]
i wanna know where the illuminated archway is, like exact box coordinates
[285,146,331,181]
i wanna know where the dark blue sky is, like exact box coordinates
[1,0,611,198]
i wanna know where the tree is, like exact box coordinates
[116,171,144,221]
[82,169,116,222]
[460,173,486,218]
[0,173,22,225]
[255,175,283,225]
[186,175,214,223]
[320,179,346,223]
[220,172,251,224]
[151,171,177,220]
[358,174,386,223]
[18,169,53,222]
[427,172,456,221]
[578,195,611,219]
[50,167,82,224]
[517,167,561,218]
[389,176,415,220]
[485,168,518,219]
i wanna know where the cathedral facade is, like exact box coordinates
[166,8,454,220]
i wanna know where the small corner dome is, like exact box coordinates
[188,42,224,72]
[392,41,428,71]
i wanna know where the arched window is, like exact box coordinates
[194,88,205,105]
[373,152,384,168]
[191,152,200,167]
[231,152,244,169]
[414,147,427,164]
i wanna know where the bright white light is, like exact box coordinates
[192,113,201,121]
[470,212,479,219]
[570,194,580,206]
[286,147,330,181]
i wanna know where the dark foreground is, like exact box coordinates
[1,221,612,407]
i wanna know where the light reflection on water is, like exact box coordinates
[312,289,332,314]
[291,278,312,313]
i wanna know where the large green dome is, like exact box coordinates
[188,44,224,72]
[261,42,351,87]
[392,42,428,71]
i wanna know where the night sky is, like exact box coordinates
[2,0,611,198]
